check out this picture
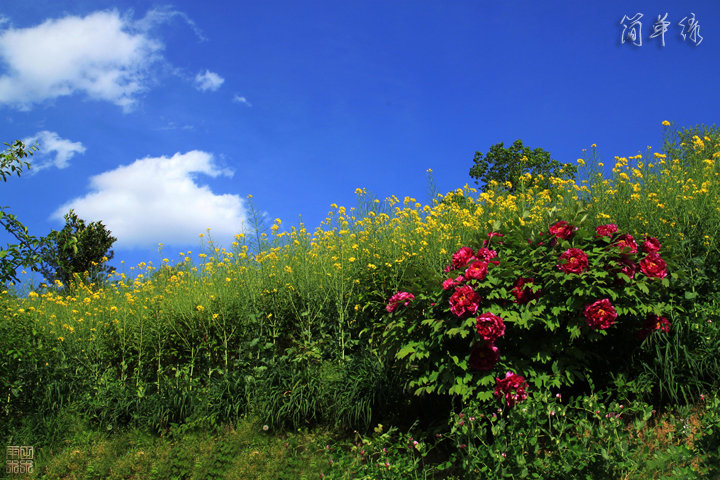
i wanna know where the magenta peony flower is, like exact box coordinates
[614,234,638,254]
[512,277,540,304]
[584,298,617,330]
[494,371,528,407]
[475,312,506,341]
[595,223,619,238]
[549,220,578,240]
[557,248,589,274]
[469,342,500,371]
[638,314,671,339]
[451,247,476,270]
[449,285,481,318]
[386,291,415,313]
[639,253,667,279]
[464,260,489,281]
[641,236,662,254]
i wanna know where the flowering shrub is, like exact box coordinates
[382,216,672,410]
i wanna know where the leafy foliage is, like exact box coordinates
[0,140,44,285]
[39,209,117,287]
[469,139,577,193]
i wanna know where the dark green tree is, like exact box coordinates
[39,210,117,287]
[469,139,578,193]
[0,140,44,285]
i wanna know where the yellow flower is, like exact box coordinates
[196,305,204,312]
[348,257,356,262]
[662,120,670,126]
[577,158,585,166]
[591,144,597,148]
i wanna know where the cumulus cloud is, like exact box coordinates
[195,70,224,92]
[232,94,252,107]
[21,130,86,172]
[0,10,164,110]
[52,151,247,248]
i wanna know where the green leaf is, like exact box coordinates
[396,343,418,360]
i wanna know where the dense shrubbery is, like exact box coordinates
[2,122,720,477]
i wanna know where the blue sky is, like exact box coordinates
[1,1,718,285]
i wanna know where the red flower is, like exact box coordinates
[595,223,619,238]
[469,342,500,371]
[494,371,528,407]
[639,253,667,279]
[512,277,540,304]
[442,275,465,291]
[617,256,637,280]
[614,234,637,254]
[451,247,476,270]
[557,248,589,274]
[449,285,481,318]
[584,298,617,330]
[475,247,498,262]
[483,232,504,247]
[549,221,578,240]
[386,291,415,313]
[464,260,489,281]
[475,312,506,341]
[638,314,671,339]
[641,237,661,254]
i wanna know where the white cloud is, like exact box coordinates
[52,151,247,248]
[0,10,164,110]
[232,94,252,107]
[21,130,86,172]
[195,70,224,92]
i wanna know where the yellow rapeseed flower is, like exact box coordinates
[662,120,670,126]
